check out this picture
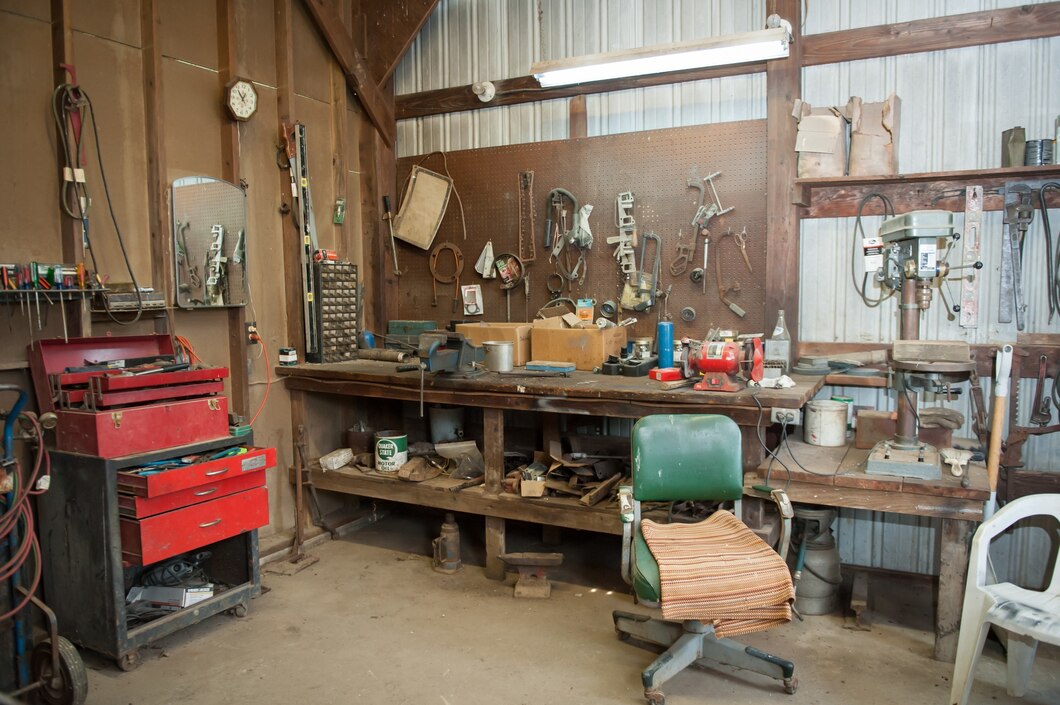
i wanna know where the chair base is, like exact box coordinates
[613,610,797,704]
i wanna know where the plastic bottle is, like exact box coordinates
[765,309,792,373]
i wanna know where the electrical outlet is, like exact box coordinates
[245,321,259,345]
[770,408,801,426]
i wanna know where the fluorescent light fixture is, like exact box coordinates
[531,27,790,88]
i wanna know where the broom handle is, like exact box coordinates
[985,345,1013,517]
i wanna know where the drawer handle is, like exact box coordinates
[193,487,219,497]
[205,468,229,477]
[199,518,222,528]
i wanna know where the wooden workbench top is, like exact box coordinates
[277,359,824,411]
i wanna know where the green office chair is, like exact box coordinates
[613,414,797,705]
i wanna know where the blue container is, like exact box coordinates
[657,321,674,368]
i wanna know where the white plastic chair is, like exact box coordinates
[950,493,1060,705]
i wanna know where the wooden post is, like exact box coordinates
[140,0,172,337]
[51,0,90,336]
[276,0,304,357]
[217,0,249,416]
[483,406,506,579]
[935,517,974,662]
[569,95,587,139]
[765,0,802,355]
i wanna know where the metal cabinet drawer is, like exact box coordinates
[118,471,265,519]
[118,446,275,498]
[120,487,269,566]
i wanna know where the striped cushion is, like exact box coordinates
[641,511,795,638]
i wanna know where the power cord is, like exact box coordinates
[751,391,791,490]
[248,331,271,427]
[850,192,897,308]
[53,81,144,324]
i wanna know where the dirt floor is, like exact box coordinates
[85,509,1060,705]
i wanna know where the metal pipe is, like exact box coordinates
[895,278,920,445]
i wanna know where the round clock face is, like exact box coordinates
[227,79,257,121]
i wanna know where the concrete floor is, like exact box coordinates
[86,513,1060,705]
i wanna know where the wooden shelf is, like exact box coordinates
[795,164,1060,218]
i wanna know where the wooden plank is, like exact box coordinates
[935,518,974,662]
[764,0,801,357]
[299,0,395,147]
[580,473,623,507]
[217,0,249,417]
[360,0,439,85]
[395,63,768,120]
[823,373,887,388]
[745,477,983,522]
[802,3,1060,67]
[569,95,587,139]
[299,465,622,535]
[796,165,1060,219]
[802,341,1060,379]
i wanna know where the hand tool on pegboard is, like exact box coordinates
[518,171,536,263]
[999,186,1033,330]
[494,252,525,322]
[429,242,464,313]
[382,195,403,276]
[714,228,752,318]
[958,186,983,328]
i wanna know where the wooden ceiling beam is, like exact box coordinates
[394,2,1060,121]
[360,0,440,86]
[300,0,396,147]
[802,2,1060,66]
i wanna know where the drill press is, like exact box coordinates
[865,211,979,480]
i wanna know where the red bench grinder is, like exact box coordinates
[685,337,764,392]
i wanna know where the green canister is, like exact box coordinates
[374,430,408,473]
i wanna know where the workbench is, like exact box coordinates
[278,360,823,566]
[746,437,989,664]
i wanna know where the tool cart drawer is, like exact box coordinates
[118,446,275,498]
[120,486,269,566]
[118,471,265,519]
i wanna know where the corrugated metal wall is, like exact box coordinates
[395,0,1059,582]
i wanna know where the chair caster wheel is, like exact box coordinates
[644,689,665,705]
[117,650,141,672]
[784,676,798,694]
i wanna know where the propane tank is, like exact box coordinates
[432,512,463,574]
[792,506,841,615]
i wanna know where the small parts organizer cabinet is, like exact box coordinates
[38,436,272,670]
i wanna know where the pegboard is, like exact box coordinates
[171,177,248,309]
[394,120,769,341]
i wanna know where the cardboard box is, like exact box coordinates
[793,99,852,178]
[849,94,900,176]
[531,324,627,371]
[455,322,532,366]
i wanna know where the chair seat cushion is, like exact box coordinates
[632,528,662,604]
[985,583,1060,644]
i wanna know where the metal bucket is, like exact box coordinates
[374,430,408,474]
[482,340,513,372]
[804,400,847,446]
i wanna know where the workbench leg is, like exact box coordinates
[485,516,506,580]
[935,518,974,662]
[483,407,507,580]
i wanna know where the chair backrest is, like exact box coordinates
[969,493,1060,594]
[631,414,743,502]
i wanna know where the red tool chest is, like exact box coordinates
[117,446,274,565]
[28,335,230,457]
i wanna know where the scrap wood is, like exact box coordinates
[580,473,625,506]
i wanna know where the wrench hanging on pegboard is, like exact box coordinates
[518,171,536,263]
[959,185,983,328]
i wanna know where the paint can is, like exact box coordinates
[803,400,847,447]
[278,347,298,366]
[482,340,513,372]
[830,395,855,429]
[374,430,408,474]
